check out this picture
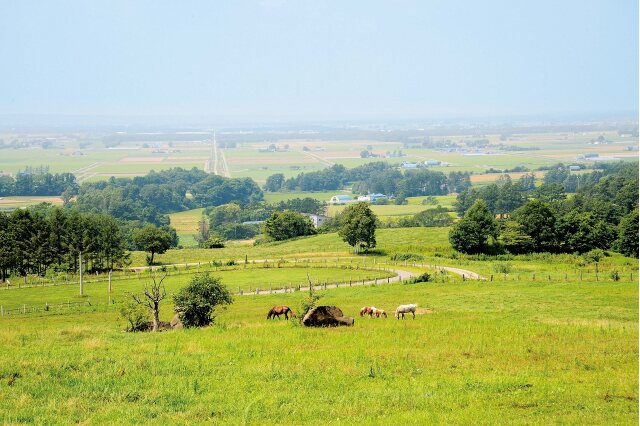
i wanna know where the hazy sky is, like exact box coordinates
[0,0,637,121]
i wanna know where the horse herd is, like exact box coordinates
[266,303,418,321]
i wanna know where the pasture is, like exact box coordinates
[0,225,637,424]
[0,277,636,424]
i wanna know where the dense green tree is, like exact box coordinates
[498,221,534,254]
[132,224,174,264]
[173,273,233,327]
[555,211,615,253]
[338,202,377,252]
[208,204,242,228]
[263,210,316,241]
[513,200,558,252]
[615,208,639,257]
[264,173,285,192]
[449,199,498,254]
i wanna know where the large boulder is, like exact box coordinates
[302,306,354,327]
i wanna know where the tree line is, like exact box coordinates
[455,162,638,217]
[264,162,471,201]
[0,207,128,281]
[449,162,639,257]
[0,169,78,197]
[72,167,264,226]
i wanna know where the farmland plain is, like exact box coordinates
[0,253,636,424]
[2,130,637,185]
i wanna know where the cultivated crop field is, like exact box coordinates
[3,130,636,184]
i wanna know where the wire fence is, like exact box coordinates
[0,257,635,318]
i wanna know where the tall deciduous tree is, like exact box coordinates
[512,200,557,252]
[338,202,377,252]
[132,224,174,264]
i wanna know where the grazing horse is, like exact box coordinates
[267,306,295,320]
[395,304,417,319]
[360,306,375,317]
[373,308,387,318]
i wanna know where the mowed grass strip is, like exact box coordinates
[0,280,636,424]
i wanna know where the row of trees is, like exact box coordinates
[450,199,638,257]
[0,204,184,280]
[0,207,128,280]
[0,171,77,196]
[264,162,472,199]
[73,168,264,226]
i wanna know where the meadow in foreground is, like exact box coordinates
[0,277,636,424]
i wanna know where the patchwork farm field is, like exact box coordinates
[2,130,636,184]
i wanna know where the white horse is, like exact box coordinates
[395,304,417,319]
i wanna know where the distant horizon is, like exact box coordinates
[0,110,637,130]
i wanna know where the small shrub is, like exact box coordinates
[225,259,236,266]
[173,273,233,328]
[493,263,512,274]
[390,252,425,262]
[296,279,322,324]
[202,235,225,249]
[406,272,431,284]
[119,294,150,332]
[610,271,620,281]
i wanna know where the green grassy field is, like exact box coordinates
[327,204,428,217]
[169,208,205,247]
[0,278,636,424]
[263,191,342,204]
[124,228,637,283]
[0,265,393,311]
[0,225,637,424]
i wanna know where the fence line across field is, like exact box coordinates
[1,254,631,292]
[0,264,634,318]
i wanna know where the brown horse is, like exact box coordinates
[374,308,387,318]
[360,306,375,317]
[267,305,295,320]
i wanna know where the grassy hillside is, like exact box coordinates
[0,279,636,424]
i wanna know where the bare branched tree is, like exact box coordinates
[132,272,167,331]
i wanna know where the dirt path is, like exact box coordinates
[132,259,483,297]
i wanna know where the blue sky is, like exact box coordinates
[0,0,637,120]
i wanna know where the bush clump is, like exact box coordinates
[406,272,432,284]
[173,273,233,328]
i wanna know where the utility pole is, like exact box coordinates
[79,252,83,296]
